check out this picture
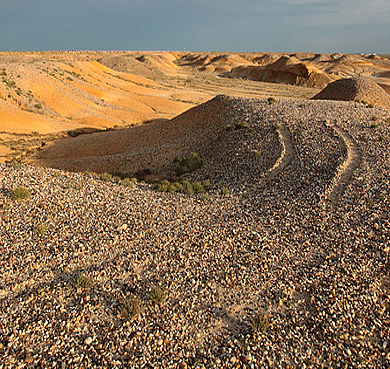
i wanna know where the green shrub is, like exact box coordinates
[354,99,360,103]
[1,203,10,211]
[361,100,367,104]
[192,181,204,192]
[175,153,203,176]
[35,224,48,235]
[11,186,31,200]
[121,178,134,187]
[386,118,390,124]
[267,97,276,105]
[72,273,94,290]
[202,179,211,187]
[371,115,378,121]
[100,172,113,182]
[220,187,229,196]
[250,313,270,334]
[368,103,374,108]
[149,286,168,304]
[370,123,379,129]
[225,124,232,131]
[121,295,144,321]
[235,121,248,129]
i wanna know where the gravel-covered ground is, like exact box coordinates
[1,96,390,368]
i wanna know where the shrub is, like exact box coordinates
[35,224,48,235]
[11,186,31,200]
[370,123,379,129]
[175,153,203,176]
[275,123,282,131]
[149,286,168,304]
[368,103,374,108]
[250,313,270,334]
[386,118,390,124]
[192,181,204,192]
[361,100,367,104]
[72,273,94,290]
[100,172,113,182]
[121,295,144,321]
[225,124,232,131]
[354,99,360,103]
[221,187,229,196]
[1,203,10,211]
[121,178,134,187]
[156,180,170,193]
[235,121,248,129]
[267,97,276,105]
[371,116,378,121]
[202,179,211,187]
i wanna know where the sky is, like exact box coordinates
[0,0,389,53]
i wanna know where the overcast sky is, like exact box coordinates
[0,0,389,53]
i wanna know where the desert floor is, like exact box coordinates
[0,52,390,368]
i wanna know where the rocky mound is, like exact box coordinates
[312,76,390,109]
[224,56,334,88]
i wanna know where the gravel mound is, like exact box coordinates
[312,76,390,109]
[1,97,390,368]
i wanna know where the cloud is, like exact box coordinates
[0,0,388,52]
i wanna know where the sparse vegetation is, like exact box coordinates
[34,103,42,109]
[235,121,248,129]
[35,224,48,235]
[11,186,31,200]
[1,203,10,211]
[149,286,168,304]
[100,172,113,182]
[250,313,270,334]
[121,178,134,187]
[221,187,229,196]
[72,273,94,290]
[155,178,210,194]
[121,295,144,321]
[175,153,203,176]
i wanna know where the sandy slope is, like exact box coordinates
[0,51,389,165]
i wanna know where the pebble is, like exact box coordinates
[1,96,389,368]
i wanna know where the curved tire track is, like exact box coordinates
[323,121,362,203]
[266,124,295,180]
